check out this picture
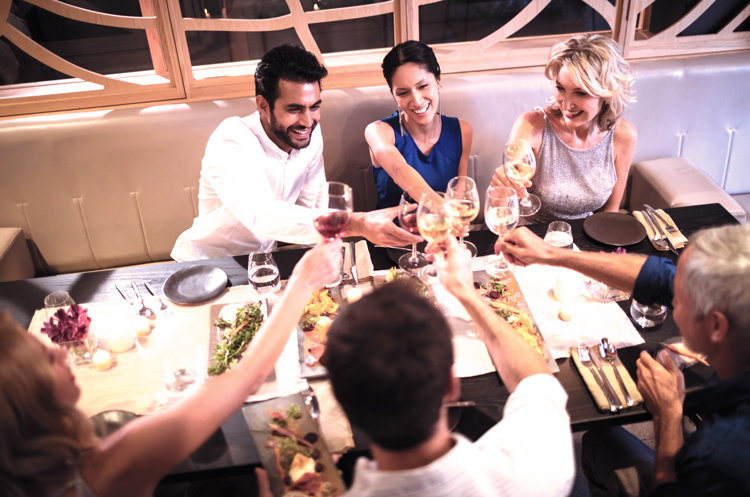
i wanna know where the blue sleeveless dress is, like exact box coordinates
[372,111,463,209]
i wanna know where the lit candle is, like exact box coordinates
[347,287,363,303]
[558,304,575,321]
[134,316,151,336]
[553,268,583,303]
[93,349,112,371]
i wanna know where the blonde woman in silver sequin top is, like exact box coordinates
[492,34,637,224]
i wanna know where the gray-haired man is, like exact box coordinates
[497,224,750,496]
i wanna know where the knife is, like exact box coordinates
[589,346,622,410]
[644,204,678,235]
[114,280,133,305]
[349,241,358,285]
[645,205,679,255]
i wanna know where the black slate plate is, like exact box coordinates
[163,265,228,304]
[583,212,647,246]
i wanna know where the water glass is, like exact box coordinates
[630,300,667,328]
[248,252,281,294]
[45,291,75,320]
[164,359,201,394]
[544,221,574,249]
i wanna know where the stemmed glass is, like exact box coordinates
[446,176,480,257]
[544,221,574,249]
[484,186,519,278]
[503,138,540,217]
[397,187,429,272]
[313,182,353,286]
[416,191,453,282]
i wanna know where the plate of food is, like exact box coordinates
[297,288,341,378]
[243,393,345,497]
[207,301,279,399]
[474,273,559,373]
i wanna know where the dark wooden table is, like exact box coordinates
[0,203,738,483]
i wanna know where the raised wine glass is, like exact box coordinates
[398,187,429,273]
[416,191,453,283]
[484,186,520,278]
[446,176,480,258]
[313,182,353,286]
[503,138,540,217]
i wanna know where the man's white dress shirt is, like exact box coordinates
[345,374,575,497]
[171,112,325,261]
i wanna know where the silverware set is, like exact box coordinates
[642,204,679,255]
[115,280,174,319]
[578,339,634,413]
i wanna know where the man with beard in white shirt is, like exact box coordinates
[172,44,420,261]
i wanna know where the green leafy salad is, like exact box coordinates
[209,301,264,375]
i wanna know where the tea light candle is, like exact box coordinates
[134,316,151,336]
[93,349,112,371]
[347,287,363,303]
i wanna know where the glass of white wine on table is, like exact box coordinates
[446,176,480,257]
[313,181,353,287]
[397,187,430,273]
[417,191,453,283]
[484,186,520,278]
[503,138,540,217]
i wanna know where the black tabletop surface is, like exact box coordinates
[0,203,738,483]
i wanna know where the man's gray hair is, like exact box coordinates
[682,224,750,335]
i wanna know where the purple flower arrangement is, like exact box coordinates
[41,304,91,343]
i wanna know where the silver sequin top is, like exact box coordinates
[528,111,617,225]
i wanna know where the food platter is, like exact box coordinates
[297,287,342,378]
[243,393,344,497]
[163,265,228,304]
[207,301,280,400]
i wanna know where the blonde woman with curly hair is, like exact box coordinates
[492,34,637,224]
[0,240,341,497]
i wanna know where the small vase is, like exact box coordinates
[57,337,93,366]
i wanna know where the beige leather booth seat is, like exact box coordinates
[1,51,748,280]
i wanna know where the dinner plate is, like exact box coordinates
[582,212,647,246]
[163,265,228,304]
[90,410,138,438]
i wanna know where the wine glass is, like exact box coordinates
[446,176,480,257]
[248,252,281,294]
[503,138,540,217]
[397,187,429,272]
[313,182,353,241]
[314,182,353,286]
[416,191,452,282]
[484,186,519,278]
[544,221,574,249]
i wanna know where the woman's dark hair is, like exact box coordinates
[381,40,440,90]
[323,281,453,451]
[254,44,328,110]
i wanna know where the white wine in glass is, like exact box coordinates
[398,188,429,272]
[503,139,540,217]
[446,176,480,257]
[484,186,519,278]
[417,191,452,282]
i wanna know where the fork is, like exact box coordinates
[144,281,174,318]
[643,204,678,234]
[641,210,669,250]
[578,342,619,413]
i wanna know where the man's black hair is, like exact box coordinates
[254,44,328,110]
[323,281,453,451]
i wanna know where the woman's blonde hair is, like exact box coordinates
[545,34,635,131]
[0,313,94,496]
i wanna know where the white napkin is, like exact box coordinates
[514,264,644,359]
[343,240,374,281]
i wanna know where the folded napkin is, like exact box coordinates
[633,210,688,251]
[341,240,374,285]
[308,379,355,454]
[570,346,643,412]
[514,264,644,359]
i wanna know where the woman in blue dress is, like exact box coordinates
[366,40,473,209]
